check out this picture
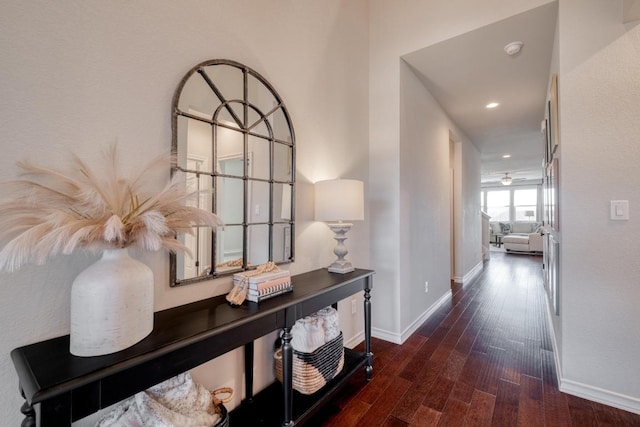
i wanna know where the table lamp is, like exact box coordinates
[525,210,535,221]
[314,179,364,273]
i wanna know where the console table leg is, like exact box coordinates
[280,327,294,427]
[19,387,35,427]
[364,285,373,381]
[20,401,35,427]
[244,342,254,402]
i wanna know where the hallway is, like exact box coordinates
[313,253,640,426]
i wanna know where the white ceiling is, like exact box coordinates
[402,2,558,185]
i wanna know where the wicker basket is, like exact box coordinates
[211,387,233,427]
[274,332,344,395]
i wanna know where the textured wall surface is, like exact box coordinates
[558,0,640,408]
[0,1,370,424]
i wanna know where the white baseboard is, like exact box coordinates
[452,260,483,286]
[463,260,483,285]
[344,330,365,349]
[371,327,403,344]
[372,289,452,345]
[561,379,640,415]
[544,286,640,415]
[544,295,563,381]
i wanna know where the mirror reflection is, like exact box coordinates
[170,60,295,286]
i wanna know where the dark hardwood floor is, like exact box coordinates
[309,252,640,426]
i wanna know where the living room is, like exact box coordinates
[483,185,545,254]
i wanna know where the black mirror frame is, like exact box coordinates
[170,59,295,287]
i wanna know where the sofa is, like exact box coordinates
[503,232,543,253]
[489,221,543,253]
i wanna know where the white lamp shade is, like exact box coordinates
[314,179,364,222]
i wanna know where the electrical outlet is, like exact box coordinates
[425,281,429,293]
[351,298,357,314]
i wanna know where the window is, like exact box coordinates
[481,186,541,223]
[486,190,510,222]
[514,188,537,222]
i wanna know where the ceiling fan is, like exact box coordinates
[482,170,533,186]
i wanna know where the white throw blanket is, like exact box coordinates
[96,372,220,427]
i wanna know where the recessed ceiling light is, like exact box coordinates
[486,102,500,109]
[502,154,511,158]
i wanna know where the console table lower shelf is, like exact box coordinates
[231,348,367,426]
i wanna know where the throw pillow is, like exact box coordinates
[499,222,511,234]
[512,222,527,234]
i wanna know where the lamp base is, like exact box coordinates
[328,259,355,274]
[326,222,355,274]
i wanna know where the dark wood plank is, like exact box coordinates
[450,380,476,404]
[456,351,486,393]
[440,350,468,382]
[382,416,410,427]
[590,400,640,426]
[397,335,431,380]
[522,338,542,379]
[409,405,442,426]
[500,339,524,385]
[566,394,599,427]
[463,390,496,427]
[437,398,470,426]
[323,398,371,427]
[540,349,572,427]
[475,346,506,396]
[356,370,395,405]
[422,377,455,412]
[391,360,442,422]
[355,377,412,427]
[517,374,544,426]
[491,380,520,426]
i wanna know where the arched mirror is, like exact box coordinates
[170,59,295,286]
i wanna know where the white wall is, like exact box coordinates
[555,0,640,412]
[459,135,483,279]
[0,1,370,424]
[368,0,552,340]
[397,62,479,341]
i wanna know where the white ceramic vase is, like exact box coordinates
[70,248,154,357]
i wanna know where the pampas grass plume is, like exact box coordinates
[0,146,223,272]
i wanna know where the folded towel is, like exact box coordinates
[316,307,340,342]
[291,315,325,353]
[290,306,342,353]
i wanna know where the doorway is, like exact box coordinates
[449,133,462,284]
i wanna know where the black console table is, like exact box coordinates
[11,268,374,426]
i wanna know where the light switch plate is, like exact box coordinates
[610,200,629,220]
